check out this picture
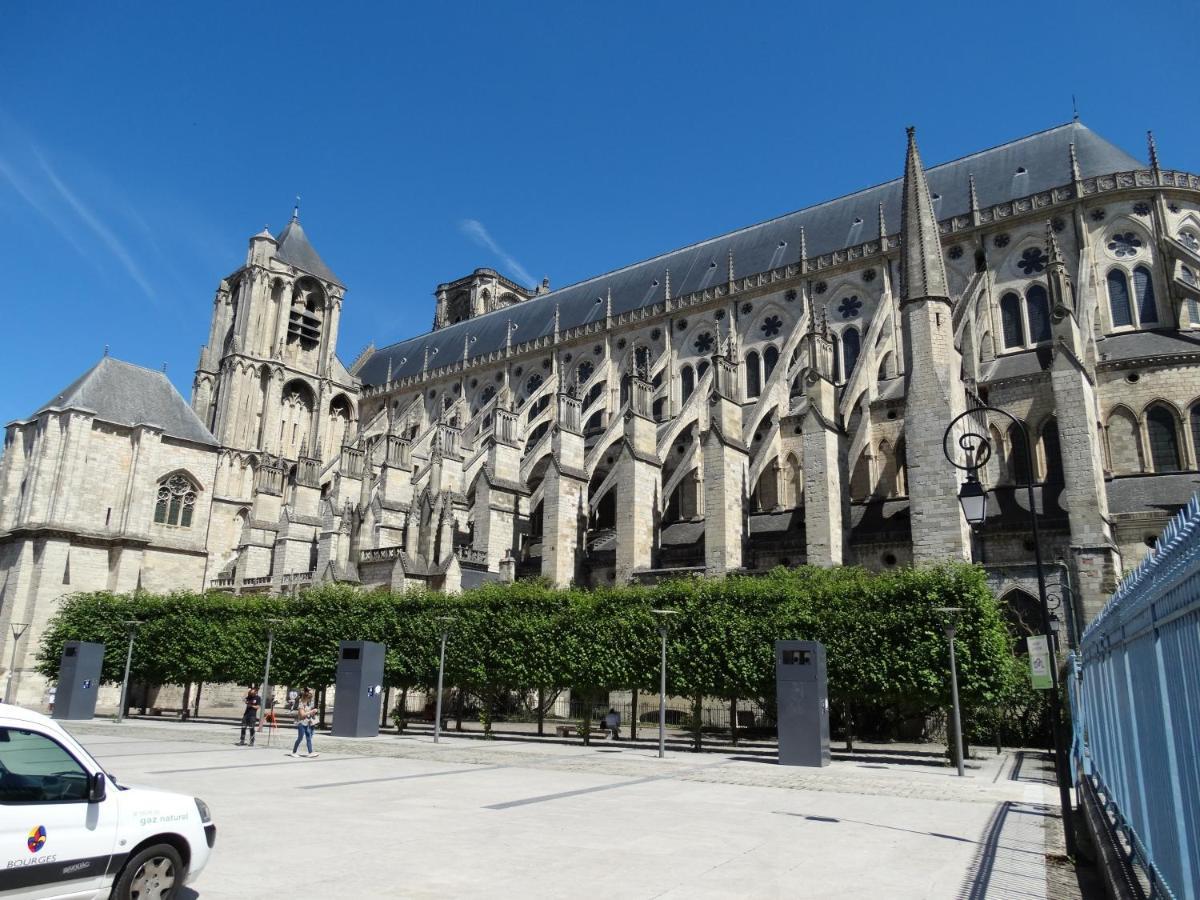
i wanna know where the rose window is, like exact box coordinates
[694,331,715,354]
[760,315,783,338]
[837,296,862,319]
[1017,248,1049,275]
[1107,232,1142,258]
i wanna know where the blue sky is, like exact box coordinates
[1,1,1194,426]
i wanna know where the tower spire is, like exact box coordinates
[1045,219,1063,266]
[799,225,808,274]
[877,202,887,242]
[1147,130,1160,171]
[727,247,735,284]
[1068,142,1082,184]
[898,127,949,302]
[292,195,301,222]
[664,268,671,300]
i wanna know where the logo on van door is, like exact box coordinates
[26,826,46,853]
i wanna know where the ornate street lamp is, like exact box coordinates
[942,406,1076,854]
[957,476,988,527]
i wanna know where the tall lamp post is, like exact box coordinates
[4,623,30,705]
[260,618,282,720]
[433,617,454,744]
[116,621,141,723]
[651,609,678,759]
[935,607,966,777]
[943,407,1076,854]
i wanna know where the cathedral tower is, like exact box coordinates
[192,207,353,462]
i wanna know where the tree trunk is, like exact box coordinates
[844,701,854,752]
[729,696,738,746]
[454,690,464,731]
[180,682,192,721]
[192,682,203,719]
[399,687,408,728]
[630,690,638,741]
[381,686,391,728]
[537,687,545,736]
[692,693,703,752]
[581,691,592,747]
[318,687,327,729]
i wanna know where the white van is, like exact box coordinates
[0,703,214,900]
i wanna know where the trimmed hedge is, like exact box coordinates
[37,564,1025,736]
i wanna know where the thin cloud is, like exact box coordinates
[0,154,92,259]
[459,218,536,286]
[34,149,157,302]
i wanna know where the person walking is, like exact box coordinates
[237,685,261,746]
[288,688,319,758]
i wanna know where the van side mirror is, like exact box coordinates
[88,771,107,803]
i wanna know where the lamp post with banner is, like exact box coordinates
[942,405,1076,854]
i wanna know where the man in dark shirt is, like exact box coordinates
[238,685,261,746]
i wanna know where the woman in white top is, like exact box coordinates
[288,688,319,757]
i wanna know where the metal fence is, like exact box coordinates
[1072,494,1200,900]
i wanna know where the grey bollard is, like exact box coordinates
[52,642,105,721]
[331,641,386,738]
[775,640,831,767]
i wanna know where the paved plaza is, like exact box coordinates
[60,718,1076,899]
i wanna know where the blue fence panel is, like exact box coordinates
[1073,493,1200,900]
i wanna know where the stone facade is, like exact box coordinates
[4,122,1200,704]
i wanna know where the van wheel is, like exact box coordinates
[112,842,182,900]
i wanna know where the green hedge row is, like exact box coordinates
[37,564,1029,732]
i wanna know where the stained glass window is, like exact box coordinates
[1025,285,1051,343]
[1107,271,1132,328]
[154,474,197,527]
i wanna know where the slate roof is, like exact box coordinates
[1096,329,1200,363]
[275,216,342,286]
[32,357,218,446]
[983,347,1052,382]
[359,121,1143,386]
[1106,473,1200,516]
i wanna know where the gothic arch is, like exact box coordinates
[849,450,872,502]
[745,350,762,398]
[1037,416,1063,483]
[1105,405,1143,475]
[746,301,791,346]
[783,452,803,507]
[279,379,315,459]
[1143,401,1183,473]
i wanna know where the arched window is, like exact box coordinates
[745,351,762,398]
[1000,292,1023,348]
[1107,270,1133,328]
[1106,407,1143,474]
[831,333,841,382]
[1041,419,1063,483]
[1133,266,1158,325]
[697,360,709,379]
[1025,285,1051,343]
[1146,405,1181,472]
[764,345,780,381]
[154,473,198,527]
[680,365,695,403]
[842,327,861,378]
[1007,423,1031,483]
[1192,405,1200,468]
